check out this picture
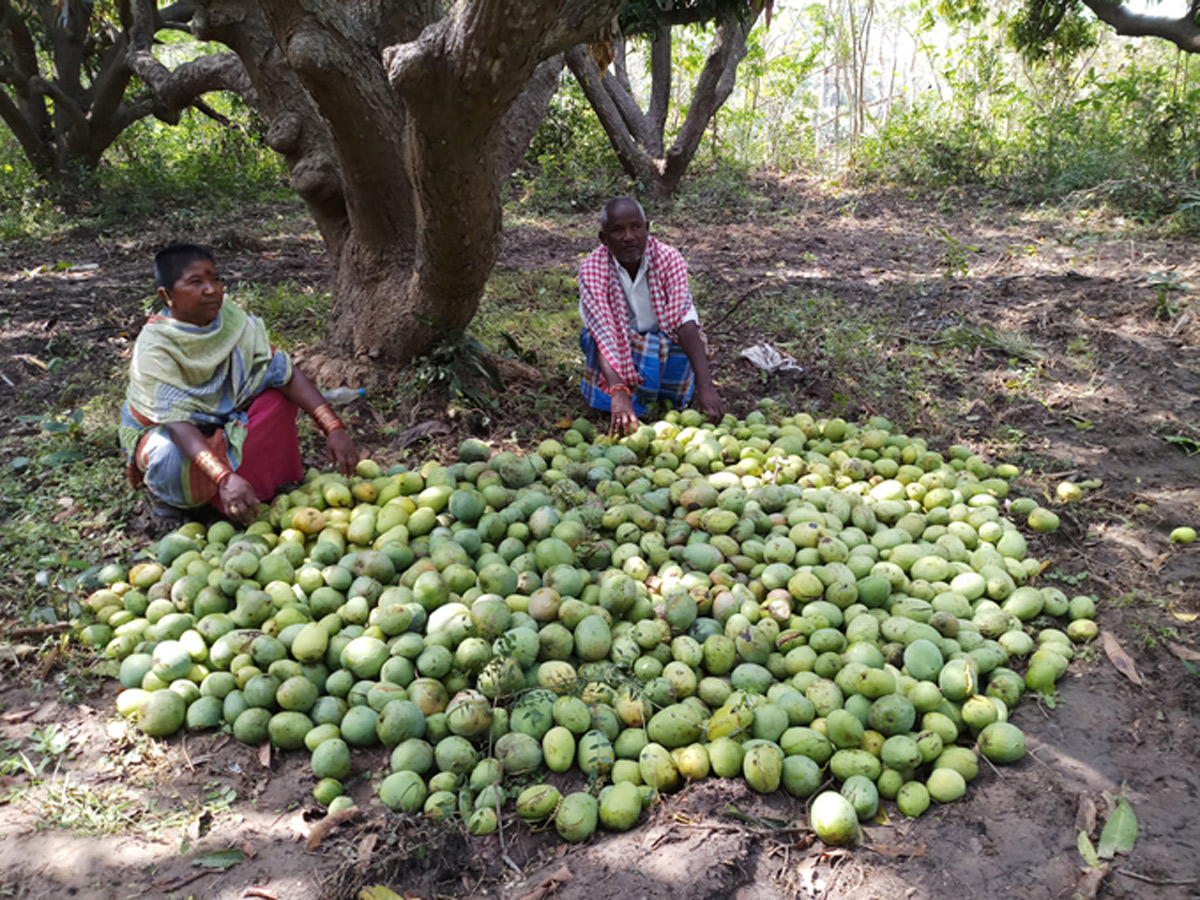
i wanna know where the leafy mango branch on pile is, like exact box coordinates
[77,407,1095,845]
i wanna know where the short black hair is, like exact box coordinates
[154,243,214,291]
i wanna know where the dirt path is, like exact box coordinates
[1,184,1197,900]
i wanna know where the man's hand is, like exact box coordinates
[692,382,724,422]
[609,390,639,437]
[326,428,359,476]
[218,473,260,526]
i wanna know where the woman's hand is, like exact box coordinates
[609,390,639,437]
[218,473,260,526]
[326,428,359,476]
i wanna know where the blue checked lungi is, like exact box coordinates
[580,327,695,416]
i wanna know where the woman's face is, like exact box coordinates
[162,259,224,326]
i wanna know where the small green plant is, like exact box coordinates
[1044,568,1088,586]
[404,329,504,417]
[928,226,981,279]
[1147,270,1188,321]
[28,726,70,761]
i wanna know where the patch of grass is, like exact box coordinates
[236,281,332,350]
[744,287,945,424]
[0,436,139,624]
[32,773,183,836]
[473,268,581,375]
[940,323,1041,362]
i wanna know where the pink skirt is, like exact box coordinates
[210,389,304,514]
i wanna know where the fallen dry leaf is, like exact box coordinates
[39,646,61,681]
[1074,864,1108,899]
[1100,631,1143,686]
[30,700,59,723]
[1166,641,1200,662]
[51,504,80,523]
[1167,599,1198,623]
[258,742,272,768]
[306,807,361,850]
[357,832,378,870]
[1075,794,1098,836]
[393,420,450,449]
[515,865,574,900]
[0,644,40,663]
[150,872,207,892]
[288,809,311,842]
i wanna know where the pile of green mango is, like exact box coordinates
[77,407,1096,844]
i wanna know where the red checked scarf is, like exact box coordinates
[579,235,694,387]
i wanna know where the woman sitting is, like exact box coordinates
[119,243,358,528]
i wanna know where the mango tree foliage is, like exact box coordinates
[566,0,770,198]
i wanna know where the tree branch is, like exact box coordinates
[0,86,53,174]
[29,75,90,143]
[602,40,655,150]
[493,52,564,186]
[1080,0,1200,53]
[2,0,44,89]
[612,38,634,94]
[663,8,757,189]
[126,48,253,121]
[84,35,136,154]
[566,42,661,184]
[647,25,671,153]
[195,0,348,250]
[538,0,624,57]
[254,0,410,248]
[157,0,197,26]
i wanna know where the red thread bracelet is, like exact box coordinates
[607,384,631,397]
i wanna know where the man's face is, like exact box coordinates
[162,259,224,326]
[600,203,649,266]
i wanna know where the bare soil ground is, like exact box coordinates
[1,182,1198,900]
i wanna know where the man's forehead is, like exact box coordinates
[603,199,646,227]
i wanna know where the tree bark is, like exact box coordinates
[494,54,567,188]
[3,0,623,365]
[213,0,623,365]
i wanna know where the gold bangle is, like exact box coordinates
[311,404,345,436]
[193,449,232,485]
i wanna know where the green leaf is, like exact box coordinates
[70,408,83,424]
[191,848,243,870]
[40,421,71,434]
[1164,434,1200,456]
[41,450,86,467]
[1097,797,1138,859]
[10,456,30,471]
[1077,831,1102,868]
